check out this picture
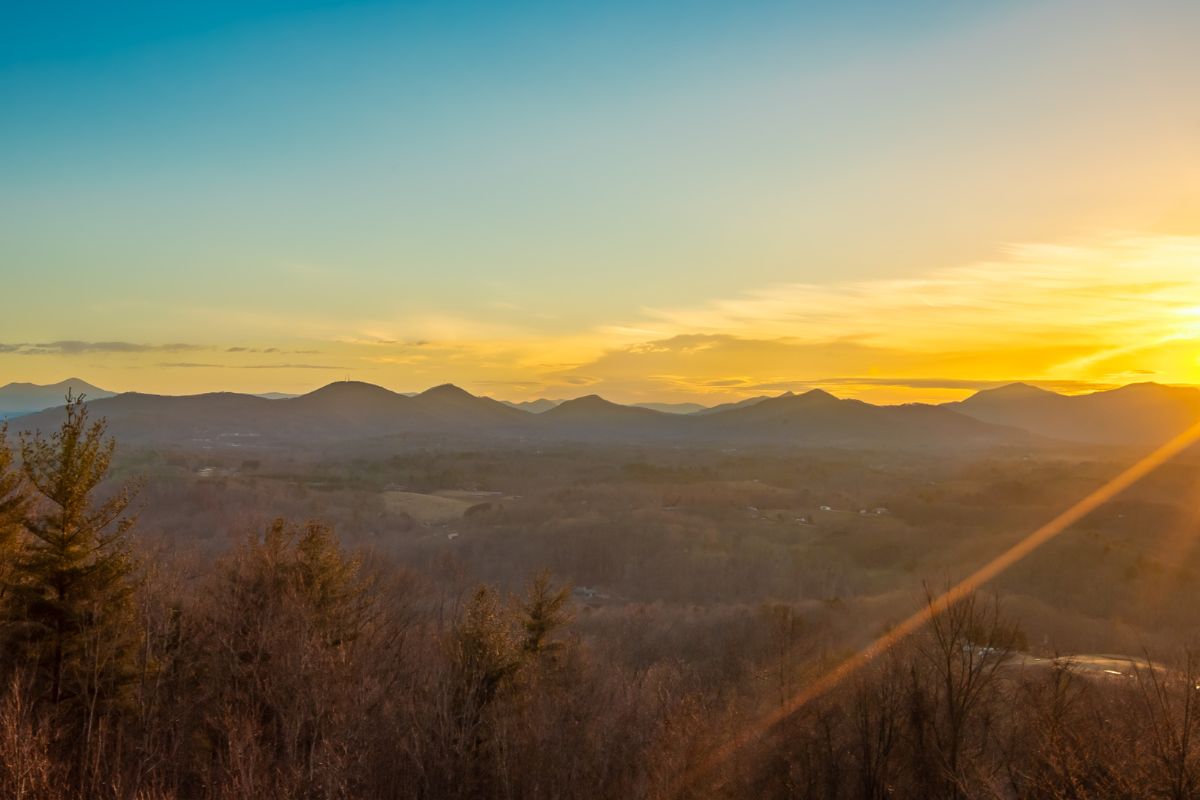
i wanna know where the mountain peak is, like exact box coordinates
[558,394,612,410]
[545,394,661,419]
[418,383,474,400]
[296,381,403,406]
[1,377,107,392]
[0,378,117,416]
[967,382,1059,402]
[759,388,839,407]
[1109,381,1169,393]
[307,380,393,395]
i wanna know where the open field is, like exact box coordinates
[382,490,477,524]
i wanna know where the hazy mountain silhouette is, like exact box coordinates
[535,394,689,440]
[699,389,1026,446]
[412,383,528,420]
[543,395,664,421]
[11,380,1045,450]
[692,393,785,415]
[505,398,712,415]
[946,382,1200,445]
[501,398,563,413]
[0,378,115,419]
[633,401,708,414]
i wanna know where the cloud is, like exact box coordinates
[155,362,224,369]
[520,234,1200,401]
[239,363,348,370]
[157,362,350,370]
[738,377,1116,393]
[1,341,312,358]
[632,235,1200,355]
[3,341,207,355]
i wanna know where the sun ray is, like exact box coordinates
[675,417,1200,795]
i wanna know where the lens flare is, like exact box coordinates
[677,418,1200,795]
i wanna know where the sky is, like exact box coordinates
[1,0,1198,404]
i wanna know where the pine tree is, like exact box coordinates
[0,424,29,606]
[294,519,369,648]
[452,585,521,711]
[3,393,140,719]
[519,570,573,659]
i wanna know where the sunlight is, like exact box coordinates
[678,417,1200,795]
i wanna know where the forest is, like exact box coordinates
[3,398,1200,799]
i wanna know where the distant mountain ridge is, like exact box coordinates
[501,398,709,415]
[0,378,116,419]
[11,379,1198,449]
[11,380,1032,451]
[944,381,1200,445]
[502,398,563,413]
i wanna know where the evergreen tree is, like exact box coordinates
[452,585,521,712]
[294,519,369,647]
[519,570,573,659]
[2,393,139,719]
[0,424,29,605]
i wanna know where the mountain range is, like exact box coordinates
[7,379,1200,450]
[0,378,115,419]
[944,382,1200,445]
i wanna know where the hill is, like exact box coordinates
[946,382,1200,445]
[693,393,782,415]
[0,378,115,419]
[501,398,562,413]
[701,389,1029,446]
[13,381,533,446]
[633,401,708,414]
[11,381,1038,451]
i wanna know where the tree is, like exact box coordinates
[451,586,521,716]
[909,588,1021,799]
[0,425,29,604]
[195,518,375,796]
[519,570,573,659]
[2,393,140,722]
[294,519,370,648]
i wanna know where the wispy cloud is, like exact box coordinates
[737,377,1117,394]
[547,234,1200,400]
[157,362,350,370]
[631,235,1200,354]
[4,341,207,355]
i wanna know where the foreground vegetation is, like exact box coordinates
[3,399,1200,799]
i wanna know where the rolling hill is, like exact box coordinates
[699,389,1030,446]
[946,382,1200,445]
[9,380,1036,451]
[0,378,115,419]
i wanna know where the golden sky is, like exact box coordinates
[3,233,1199,404]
